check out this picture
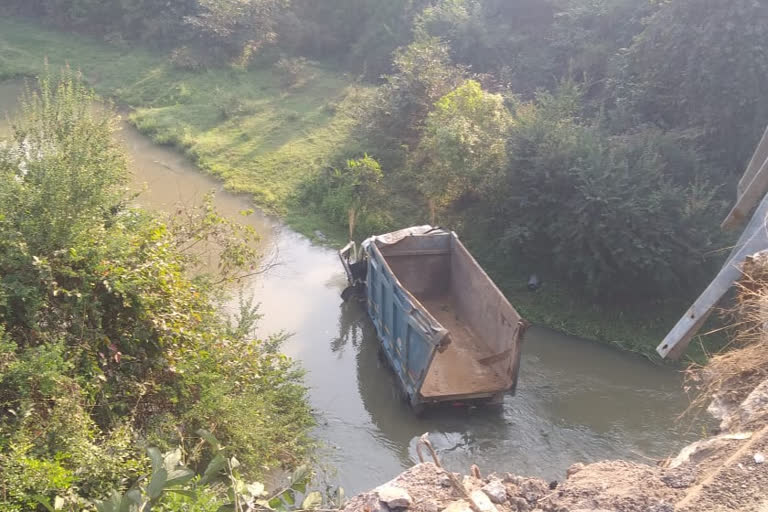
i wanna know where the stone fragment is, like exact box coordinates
[519,479,548,503]
[438,474,452,488]
[481,479,507,504]
[376,486,412,509]
[469,490,498,512]
[424,500,439,512]
[508,497,529,512]
[755,452,765,464]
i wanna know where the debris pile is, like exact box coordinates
[343,253,768,512]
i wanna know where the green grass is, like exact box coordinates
[0,17,372,212]
[0,17,726,363]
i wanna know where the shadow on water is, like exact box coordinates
[0,78,706,495]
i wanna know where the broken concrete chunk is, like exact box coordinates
[469,490,498,512]
[481,479,507,504]
[443,500,472,512]
[375,485,412,509]
[508,496,529,512]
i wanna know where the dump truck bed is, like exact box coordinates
[358,226,526,409]
[418,294,507,398]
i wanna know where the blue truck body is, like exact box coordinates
[340,226,526,411]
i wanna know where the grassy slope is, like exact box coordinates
[0,18,723,362]
[0,17,371,213]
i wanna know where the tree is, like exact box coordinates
[331,155,384,239]
[363,36,465,162]
[622,0,768,175]
[412,80,509,222]
[483,87,725,300]
[184,0,287,64]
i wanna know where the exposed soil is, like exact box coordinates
[344,381,768,512]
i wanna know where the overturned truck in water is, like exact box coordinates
[340,226,527,412]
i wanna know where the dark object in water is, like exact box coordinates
[527,274,541,291]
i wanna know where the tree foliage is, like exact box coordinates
[621,0,768,173]
[0,71,312,509]
[412,80,509,221]
[482,87,725,299]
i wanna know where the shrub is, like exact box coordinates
[482,87,725,301]
[300,155,391,239]
[0,69,313,508]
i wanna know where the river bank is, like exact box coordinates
[0,17,715,359]
[0,77,710,494]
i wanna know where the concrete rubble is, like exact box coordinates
[343,378,768,512]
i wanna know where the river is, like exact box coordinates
[0,79,699,494]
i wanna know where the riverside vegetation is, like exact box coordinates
[3,1,767,357]
[0,70,314,510]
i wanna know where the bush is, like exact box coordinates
[410,79,509,222]
[0,69,312,508]
[481,86,725,301]
[300,155,392,239]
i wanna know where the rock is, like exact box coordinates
[508,497,529,512]
[754,452,765,464]
[424,500,439,512]
[737,379,768,427]
[376,486,412,509]
[668,432,753,468]
[443,500,472,512]
[469,490,498,512]
[438,474,453,488]
[519,479,549,503]
[566,463,585,479]
[481,479,507,504]
[707,395,738,430]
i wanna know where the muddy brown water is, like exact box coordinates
[0,79,702,494]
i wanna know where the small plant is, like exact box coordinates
[92,430,341,512]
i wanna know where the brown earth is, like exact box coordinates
[344,379,768,512]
